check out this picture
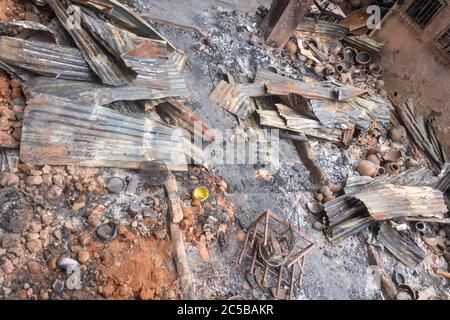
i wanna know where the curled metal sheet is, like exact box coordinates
[209,80,253,120]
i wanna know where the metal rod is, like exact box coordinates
[298,257,306,288]
[250,240,259,275]
[276,265,283,296]
[238,231,250,265]
[289,264,295,300]
[264,211,270,247]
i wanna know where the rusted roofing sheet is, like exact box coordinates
[257,109,342,142]
[22,77,188,106]
[295,17,349,46]
[80,11,169,59]
[0,36,97,81]
[0,20,59,43]
[209,80,254,120]
[351,182,448,221]
[71,0,177,52]
[20,95,187,171]
[47,0,136,86]
[266,80,367,102]
[377,223,425,269]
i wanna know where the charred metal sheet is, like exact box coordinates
[377,223,425,269]
[343,35,384,59]
[396,99,446,170]
[209,80,254,120]
[20,94,187,171]
[0,20,59,43]
[266,80,367,101]
[435,163,450,192]
[157,101,216,142]
[295,17,349,47]
[0,36,97,81]
[22,77,189,106]
[326,215,374,244]
[80,11,169,59]
[47,0,136,86]
[324,194,368,228]
[71,0,177,52]
[351,182,448,221]
[260,0,313,48]
[0,59,32,82]
[309,95,390,130]
[257,109,342,142]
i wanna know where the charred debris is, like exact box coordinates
[0,0,449,300]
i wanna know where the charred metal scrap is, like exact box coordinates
[20,95,188,171]
[238,210,315,300]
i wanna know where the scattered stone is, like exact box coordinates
[17,289,27,300]
[42,165,52,175]
[52,175,64,186]
[96,223,117,242]
[53,230,63,241]
[72,200,86,211]
[153,226,167,240]
[29,222,42,233]
[313,221,325,231]
[1,233,20,249]
[26,239,43,253]
[107,177,124,193]
[88,205,106,226]
[48,185,63,198]
[307,201,322,215]
[52,279,65,293]
[0,173,19,187]
[1,258,14,274]
[77,250,90,264]
[139,287,155,300]
[26,175,43,186]
[27,260,40,274]
[78,234,90,246]
[0,188,33,233]
[39,291,49,300]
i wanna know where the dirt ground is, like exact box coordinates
[0,0,449,301]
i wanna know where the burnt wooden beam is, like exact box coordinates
[261,0,313,48]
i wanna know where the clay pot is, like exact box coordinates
[336,61,352,73]
[367,154,381,166]
[384,150,402,162]
[384,162,401,175]
[319,185,333,197]
[284,40,298,60]
[357,160,384,177]
[322,64,335,76]
[389,125,407,142]
[379,89,388,98]
[343,47,356,63]
[355,51,371,65]
[314,65,324,77]
[377,79,385,87]
[329,53,339,64]
[369,63,383,77]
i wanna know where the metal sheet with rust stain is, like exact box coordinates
[20,95,187,171]
[47,0,136,86]
[209,80,254,120]
[0,36,97,81]
[377,223,425,268]
[295,17,349,46]
[351,182,448,221]
[22,77,189,106]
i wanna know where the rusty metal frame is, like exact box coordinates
[237,210,315,300]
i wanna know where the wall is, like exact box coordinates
[371,0,450,158]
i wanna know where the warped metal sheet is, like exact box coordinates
[326,215,374,244]
[266,80,367,101]
[71,0,177,52]
[47,0,135,86]
[80,11,169,59]
[20,95,187,171]
[295,17,349,46]
[257,109,342,142]
[0,20,59,43]
[351,182,447,221]
[209,80,253,120]
[377,223,425,269]
[0,36,97,81]
[396,99,446,169]
[324,193,368,228]
[22,77,189,106]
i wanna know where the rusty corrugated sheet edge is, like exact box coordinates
[20,94,187,171]
[47,0,136,86]
[209,80,254,120]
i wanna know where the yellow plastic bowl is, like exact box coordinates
[192,186,209,201]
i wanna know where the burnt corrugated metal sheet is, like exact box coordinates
[326,215,374,244]
[47,0,136,86]
[396,99,447,170]
[209,80,254,120]
[377,223,425,269]
[257,109,342,142]
[0,36,97,81]
[20,95,187,171]
[352,182,448,221]
[71,0,177,52]
[343,35,384,58]
[0,20,59,43]
[22,77,188,106]
[295,17,349,46]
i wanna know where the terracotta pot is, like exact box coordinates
[322,64,335,76]
[369,63,383,77]
[367,154,381,166]
[384,150,402,162]
[384,162,401,175]
[314,65,324,77]
[355,51,371,65]
[357,160,381,177]
[343,47,356,63]
[389,125,407,142]
[336,61,352,73]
